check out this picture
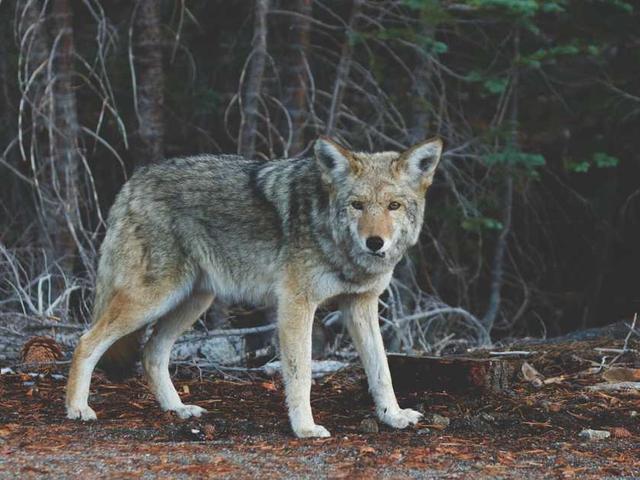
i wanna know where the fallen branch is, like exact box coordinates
[176,324,276,343]
[587,382,640,392]
[606,313,638,367]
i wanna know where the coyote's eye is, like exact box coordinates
[388,201,401,210]
[351,201,364,210]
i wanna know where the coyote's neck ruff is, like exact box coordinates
[66,137,443,439]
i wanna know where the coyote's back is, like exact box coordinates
[97,154,286,306]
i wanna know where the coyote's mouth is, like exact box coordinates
[368,251,386,258]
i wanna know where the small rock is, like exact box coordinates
[539,400,562,413]
[579,429,610,441]
[417,428,432,435]
[452,413,495,433]
[170,423,212,441]
[574,394,591,404]
[478,412,495,423]
[424,413,450,428]
[502,388,518,398]
[359,418,379,434]
[630,411,638,418]
[188,427,206,441]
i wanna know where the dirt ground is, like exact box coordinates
[1,337,639,479]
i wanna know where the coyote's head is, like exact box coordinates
[315,136,443,273]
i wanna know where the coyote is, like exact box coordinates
[66,137,443,438]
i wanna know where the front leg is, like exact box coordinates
[341,293,422,429]
[278,288,330,438]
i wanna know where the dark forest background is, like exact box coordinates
[1,0,639,360]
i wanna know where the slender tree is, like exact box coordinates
[325,0,363,136]
[238,0,269,159]
[132,0,165,165]
[42,0,82,276]
[407,26,434,144]
[281,0,311,155]
[481,28,518,333]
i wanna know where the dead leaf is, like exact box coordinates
[521,362,544,387]
[603,368,640,383]
[496,450,516,464]
[260,381,277,392]
[522,420,553,429]
[388,450,403,462]
[543,374,568,385]
[0,424,19,438]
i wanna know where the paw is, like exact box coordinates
[66,405,97,421]
[379,407,422,429]
[172,404,207,419]
[293,423,331,439]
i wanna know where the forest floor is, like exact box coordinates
[1,335,639,479]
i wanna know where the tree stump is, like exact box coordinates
[388,353,521,394]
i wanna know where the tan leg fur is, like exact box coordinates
[277,273,329,438]
[340,293,422,428]
[66,280,191,420]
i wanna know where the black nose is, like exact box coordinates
[366,236,384,252]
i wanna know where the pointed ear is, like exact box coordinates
[395,137,443,188]
[314,137,362,182]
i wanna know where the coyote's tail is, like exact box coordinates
[98,329,144,381]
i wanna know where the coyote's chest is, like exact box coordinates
[302,265,393,304]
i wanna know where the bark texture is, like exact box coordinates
[281,0,311,155]
[133,0,165,165]
[407,27,434,144]
[325,0,363,136]
[47,0,82,274]
[238,0,269,159]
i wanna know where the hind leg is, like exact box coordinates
[66,285,190,420]
[142,292,213,419]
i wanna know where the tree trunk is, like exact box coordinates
[482,175,513,332]
[46,0,82,276]
[133,0,165,165]
[325,0,363,136]
[0,16,12,135]
[238,0,269,159]
[407,28,434,144]
[281,0,311,156]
